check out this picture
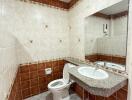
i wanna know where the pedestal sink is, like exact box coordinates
[78,66,109,80]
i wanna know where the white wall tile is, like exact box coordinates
[0,0,70,99]
[85,16,110,55]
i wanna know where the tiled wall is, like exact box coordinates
[1,0,70,64]
[97,36,127,57]
[0,32,18,99]
[113,15,128,36]
[0,0,70,99]
[85,15,127,57]
[85,16,110,56]
[29,0,69,9]
[85,54,126,65]
[85,54,98,62]
[23,0,79,10]
[8,59,66,100]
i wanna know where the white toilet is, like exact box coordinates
[48,63,75,100]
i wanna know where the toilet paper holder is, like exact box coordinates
[45,68,52,75]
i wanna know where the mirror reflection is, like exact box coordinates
[84,0,129,71]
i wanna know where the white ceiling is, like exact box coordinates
[59,0,71,3]
[100,0,129,15]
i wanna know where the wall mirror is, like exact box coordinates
[84,0,129,71]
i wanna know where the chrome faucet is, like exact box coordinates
[104,62,106,66]
[94,63,99,70]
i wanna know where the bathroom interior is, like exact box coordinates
[0,0,132,100]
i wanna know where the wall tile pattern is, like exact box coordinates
[25,0,69,9]
[1,0,70,64]
[26,0,79,10]
[8,59,66,100]
[0,34,18,100]
[85,15,127,57]
[1,0,69,99]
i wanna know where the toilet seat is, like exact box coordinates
[48,79,68,90]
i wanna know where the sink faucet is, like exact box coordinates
[104,62,106,66]
[94,63,99,70]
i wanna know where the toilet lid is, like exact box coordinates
[63,63,76,84]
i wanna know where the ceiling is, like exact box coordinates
[100,0,129,15]
[60,0,72,3]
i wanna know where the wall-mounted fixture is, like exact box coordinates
[45,24,48,28]
[29,40,33,43]
[103,24,110,37]
[69,26,71,30]
[78,38,81,42]
[45,68,52,75]
[103,24,108,33]
[59,39,62,43]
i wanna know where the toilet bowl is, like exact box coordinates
[48,63,75,100]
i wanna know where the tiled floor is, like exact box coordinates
[25,91,81,100]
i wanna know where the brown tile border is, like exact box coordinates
[112,11,128,19]
[93,12,111,19]
[93,11,128,20]
[69,0,79,8]
[85,54,126,65]
[8,59,66,100]
[19,0,79,10]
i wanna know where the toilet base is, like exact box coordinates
[52,88,70,100]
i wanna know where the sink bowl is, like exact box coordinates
[78,66,109,80]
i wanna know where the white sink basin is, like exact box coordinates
[78,66,109,80]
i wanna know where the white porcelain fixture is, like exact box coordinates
[106,62,125,71]
[95,61,125,71]
[48,63,75,100]
[78,66,109,80]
